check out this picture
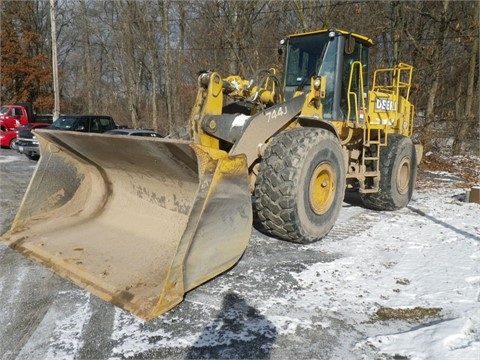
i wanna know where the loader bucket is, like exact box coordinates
[1,130,252,320]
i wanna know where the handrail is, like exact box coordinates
[346,60,367,126]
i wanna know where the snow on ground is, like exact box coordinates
[274,155,480,359]
[297,186,480,359]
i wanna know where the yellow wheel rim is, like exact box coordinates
[309,162,336,215]
[396,158,411,195]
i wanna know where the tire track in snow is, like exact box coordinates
[323,204,381,242]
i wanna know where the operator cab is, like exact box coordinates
[282,29,373,121]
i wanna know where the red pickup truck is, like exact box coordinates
[0,103,52,149]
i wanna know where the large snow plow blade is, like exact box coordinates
[1,130,252,320]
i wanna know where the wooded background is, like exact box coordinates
[1,0,478,155]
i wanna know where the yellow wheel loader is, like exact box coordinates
[1,29,421,320]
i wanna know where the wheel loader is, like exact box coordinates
[1,29,421,320]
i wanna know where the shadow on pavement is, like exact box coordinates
[185,292,277,359]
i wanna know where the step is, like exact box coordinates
[359,187,379,194]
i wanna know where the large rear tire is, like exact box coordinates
[360,135,417,210]
[254,127,346,243]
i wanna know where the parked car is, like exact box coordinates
[0,129,19,149]
[16,115,116,160]
[0,103,52,131]
[49,115,116,133]
[104,128,164,137]
[15,123,53,160]
[0,103,52,149]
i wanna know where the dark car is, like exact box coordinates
[15,123,52,159]
[104,129,163,138]
[17,115,116,160]
[49,115,116,132]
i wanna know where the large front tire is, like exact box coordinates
[254,128,346,243]
[360,135,417,210]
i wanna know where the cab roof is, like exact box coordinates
[287,29,374,46]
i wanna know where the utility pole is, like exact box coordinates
[50,0,60,120]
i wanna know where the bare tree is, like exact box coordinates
[159,0,174,132]
[452,1,479,154]
[107,0,147,127]
[146,19,160,132]
[80,0,93,113]
[7,0,475,154]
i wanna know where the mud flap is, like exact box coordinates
[1,130,252,320]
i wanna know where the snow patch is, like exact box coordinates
[362,315,480,360]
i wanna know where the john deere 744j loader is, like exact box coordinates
[2,29,420,320]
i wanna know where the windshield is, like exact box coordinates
[285,32,338,118]
[0,107,9,115]
[50,117,78,130]
[285,32,332,87]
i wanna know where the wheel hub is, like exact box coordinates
[309,162,336,215]
[396,158,411,195]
